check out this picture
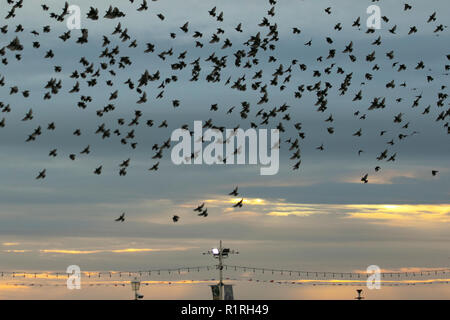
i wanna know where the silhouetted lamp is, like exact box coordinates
[355,289,364,300]
[131,277,141,300]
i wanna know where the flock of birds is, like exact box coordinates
[0,1,448,224]
[192,186,244,218]
[115,186,244,223]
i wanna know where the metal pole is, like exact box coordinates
[219,240,223,300]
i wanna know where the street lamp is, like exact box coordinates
[131,277,144,300]
[203,240,239,300]
[355,289,364,300]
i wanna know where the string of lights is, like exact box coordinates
[0,265,215,279]
[1,265,449,280]
[1,279,449,288]
[222,265,450,279]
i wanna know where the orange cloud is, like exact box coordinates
[2,242,20,246]
[177,195,450,228]
[40,247,196,255]
[343,204,450,226]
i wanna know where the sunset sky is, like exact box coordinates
[0,0,448,299]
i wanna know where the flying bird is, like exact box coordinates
[194,203,205,212]
[36,169,46,180]
[198,208,208,217]
[361,174,369,184]
[115,212,125,222]
[233,198,244,208]
[229,187,239,196]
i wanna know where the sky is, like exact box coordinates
[0,0,449,299]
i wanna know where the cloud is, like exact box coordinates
[343,204,450,226]
[338,169,421,185]
[39,247,198,255]
[2,242,20,246]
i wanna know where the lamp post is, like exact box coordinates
[203,240,239,300]
[131,277,142,300]
[355,289,364,300]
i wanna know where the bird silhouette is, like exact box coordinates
[233,198,244,208]
[194,203,205,212]
[198,208,208,217]
[115,212,125,222]
[229,187,239,196]
[361,174,369,184]
[36,169,46,180]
